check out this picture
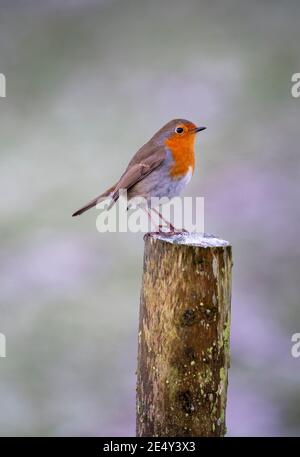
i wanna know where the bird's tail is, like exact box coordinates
[72,184,116,217]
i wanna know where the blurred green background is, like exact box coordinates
[0,0,300,436]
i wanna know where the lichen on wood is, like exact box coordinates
[136,232,232,437]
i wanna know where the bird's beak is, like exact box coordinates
[193,126,207,133]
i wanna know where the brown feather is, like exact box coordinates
[72,183,116,216]
[72,145,166,216]
[110,146,166,203]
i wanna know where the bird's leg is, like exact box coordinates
[151,208,188,234]
[142,207,162,233]
[152,208,175,231]
[151,208,176,232]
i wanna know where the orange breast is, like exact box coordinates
[165,134,196,178]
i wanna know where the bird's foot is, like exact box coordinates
[144,226,189,240]
[157,226,189,236]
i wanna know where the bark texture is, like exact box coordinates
[136,233,232,437]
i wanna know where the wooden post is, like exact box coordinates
[136,232,232,437]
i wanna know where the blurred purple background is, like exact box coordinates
[0,0,300,436]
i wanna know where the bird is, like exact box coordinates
[72,119,206,231]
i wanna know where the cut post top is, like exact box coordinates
[145,232,230,248]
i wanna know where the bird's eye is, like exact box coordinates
[175,126,184,134]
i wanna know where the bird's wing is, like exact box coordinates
[72,183,117,216]
[72,144,166,216]
[111,145,166,202]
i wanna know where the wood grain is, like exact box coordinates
[136,233,232,437]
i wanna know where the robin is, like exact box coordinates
[72,119,206,231]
